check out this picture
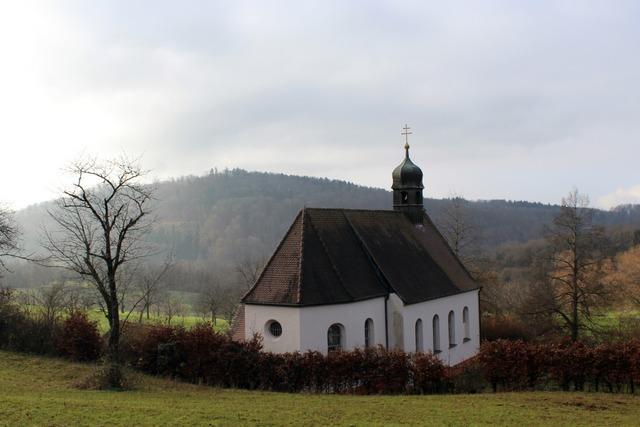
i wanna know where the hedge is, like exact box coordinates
[121,324,640,394]
[3,301,640,395]
[0,288,102,360]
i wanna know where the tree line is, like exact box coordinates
[439,190,640,343]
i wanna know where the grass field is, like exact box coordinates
[15,287,229,333]
[18,305,228,333]
[85,309,229,332]
[1,351,640,426]
[592,309,640,328]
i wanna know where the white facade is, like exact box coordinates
[389,289,480,365]
[244,288,480,365]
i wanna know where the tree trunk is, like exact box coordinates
[106,297,123,388]
[571,293,579,342]
[571,258,580,342]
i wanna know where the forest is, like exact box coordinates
[8,167,640,278]
[2,167,640,343]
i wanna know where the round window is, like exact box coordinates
[268,321,282,337]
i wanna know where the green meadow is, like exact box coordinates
[1,351,639,426]
[15,287,229,332]
[84,309,228,332]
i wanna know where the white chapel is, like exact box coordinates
[232,132,480,365]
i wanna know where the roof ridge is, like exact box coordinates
[306,212,354,301]
[241,210,303,303]
[302,207,401,214]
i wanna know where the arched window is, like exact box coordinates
[415,319,423,352]
[328,323,345,352]
[364,318,374,348]
[463,307,470,342]
[448,311,456,348]
[401,191,408,203]
[432,315,440,353]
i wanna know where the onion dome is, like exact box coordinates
[392,142,424,190]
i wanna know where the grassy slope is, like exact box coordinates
[1,352,639,426]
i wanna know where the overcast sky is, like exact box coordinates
[1,1,639,210]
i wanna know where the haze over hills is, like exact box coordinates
[12,169,640,275]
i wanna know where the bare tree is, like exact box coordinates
[43,156,155,387]
[436,196,482,274]
[135,259,173,322]
[525,190,608,341]
[197,282,225,325]
[0,206,20,277]
[220,286,243,328]
[31,282,69,326]
[63,284,94,313]
[162,293,185,325]
[234,255,266,291]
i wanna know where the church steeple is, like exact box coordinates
[392,125,424,224]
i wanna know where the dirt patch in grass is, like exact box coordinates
[561,400,610,411]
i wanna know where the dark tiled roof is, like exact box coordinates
[243,212,303,305]
[242,208,477,307]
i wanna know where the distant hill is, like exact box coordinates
[13,168,640,272]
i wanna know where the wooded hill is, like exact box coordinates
[10,168,640,281]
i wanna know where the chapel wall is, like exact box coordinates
[244,304,301,353]
[243,289,480,364]
[398,289,480,365]
[298,297,387,353]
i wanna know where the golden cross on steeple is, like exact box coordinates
[401,124,412,151]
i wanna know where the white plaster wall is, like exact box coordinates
[244,290,480,364]
[398,289,480,365]
[244,304,301,353]
[384,293,405,350]
[299,297,387,353]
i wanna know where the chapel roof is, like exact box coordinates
[241,207,477,307]
[229,304,245,342]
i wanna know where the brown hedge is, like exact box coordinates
[121,324,444,394]
[476,339,640,393]
[55,311,102,362]
[120,324,640,394]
